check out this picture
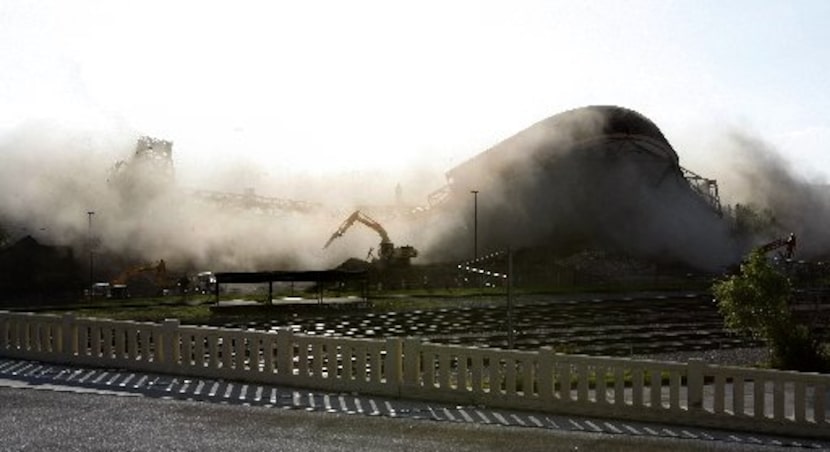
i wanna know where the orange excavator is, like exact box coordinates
[323,210,418,266]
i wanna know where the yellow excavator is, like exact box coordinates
[110,260,170,298]
[323,210,418,266]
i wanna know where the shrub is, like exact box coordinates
[712,250,827,372]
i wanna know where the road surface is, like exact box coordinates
[1,358,826,451]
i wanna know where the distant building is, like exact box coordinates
[0,236,83,306]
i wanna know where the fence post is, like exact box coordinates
[385,337,403,395]
[276,327,294,378]
[538,346,554,401]
[62,313,76,359]
[402,338,421,393]
[162,319,181,372]
[0,311,8,352]
[687,358,704,410]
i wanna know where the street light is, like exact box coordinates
[470,190,478,263]
[87,211,94,297]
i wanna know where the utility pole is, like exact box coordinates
[87,211,94,298]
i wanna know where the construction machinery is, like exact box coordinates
[110,260,171,298]
[759,233,797,260]
[323,210,418,266]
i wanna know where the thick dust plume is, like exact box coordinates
[4,111,828,277]
[0,120,441,275]
[710,132,830,260]
[416,106,743,270]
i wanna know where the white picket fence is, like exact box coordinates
[1,310,828,439]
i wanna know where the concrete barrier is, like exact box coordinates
[1,310,827,439]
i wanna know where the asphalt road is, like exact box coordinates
[0,387,809,452]
[1,358,827,451]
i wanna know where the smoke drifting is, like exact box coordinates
[0,120,432,274]
[712,132,830,259]
[3,108,830,278]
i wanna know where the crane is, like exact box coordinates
[323,210,417,266]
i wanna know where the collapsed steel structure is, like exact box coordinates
[113,107,722,224]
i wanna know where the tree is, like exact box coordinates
[712,250,826,371]
[0,222,8,249]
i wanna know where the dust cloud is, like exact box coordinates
[0,120,440,275]
[417,106,742,270]
[708,132,830,260]
[2,109,829,276]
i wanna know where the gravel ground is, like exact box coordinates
[634,347,770,366]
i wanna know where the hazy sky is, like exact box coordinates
[2,0,829,192]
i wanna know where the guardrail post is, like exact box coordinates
[162,319,181,372]
[61,313,76,359]
[687,358,704,410]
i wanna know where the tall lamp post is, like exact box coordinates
[87,211,95,297]
[470,190,478,263]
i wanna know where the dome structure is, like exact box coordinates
[447,105,680,187]
[424,105,736,270]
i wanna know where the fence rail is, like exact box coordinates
[1,310,828,439]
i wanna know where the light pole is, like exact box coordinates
[471,190,478,263]
[87,211,95,297]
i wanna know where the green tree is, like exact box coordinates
[712,250,826,371]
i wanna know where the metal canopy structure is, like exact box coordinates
[214,269,368,304]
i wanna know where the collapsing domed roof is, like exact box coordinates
[427,105,738,270]
[448,105,679,185]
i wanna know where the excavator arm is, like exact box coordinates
[112,260,168,286]
[323,211,391,249]
[759,233,796,259]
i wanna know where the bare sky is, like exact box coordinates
[2,0,829,193]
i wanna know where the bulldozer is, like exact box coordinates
[323,210,417,267]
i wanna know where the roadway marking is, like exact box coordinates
[458,408,474,423]
[584,420,603,432]
[368,399,380,416]
[119,374,135,388]
[492,412,509,425]
[603,422,622,434]
[510,414,526,426]
[569,419,585,431]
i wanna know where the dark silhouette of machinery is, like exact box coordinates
[110,259,170,297]
[324,211,418,266]
[759,233,797,260]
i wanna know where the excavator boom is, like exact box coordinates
[759,233,796,259]
[323,211,390,249]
